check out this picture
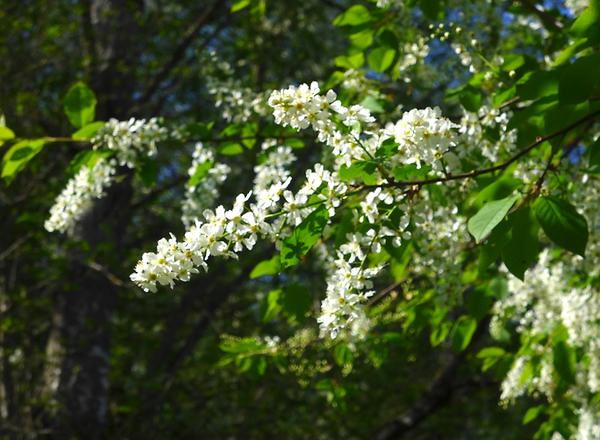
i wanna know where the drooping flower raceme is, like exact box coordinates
[181,142,231,227]
[132,82,462,341]
[44,158,116,234]
[46,118,168,234]
[92,117,168,168]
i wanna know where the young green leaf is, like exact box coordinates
[72,121,105,140]
[0,126,15,146]
[250,255,281,279]
[338,161,379,185]
[1,139,46,183]
[467,194,520,243]
[188,161,213,187]
[333,5,372,27]
[368,46,397,73]
[451,315,478,351]
[280,205,329,268]
[64,82,97,128]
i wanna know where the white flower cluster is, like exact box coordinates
[409,195,468,298]
[459,105,517,164]
[268,82,377,169]
[46,117,168,234]
[131,152,348,293]
[318,229,401,339]
[181,142,231,227]
[92,117,167,168]
[132,82,462,342]
[493,245,600,437]
[202,52,269,123]
[398,37,430,78]
[44,158,116,233]
[253,141,296,213]
[383,107,459,173]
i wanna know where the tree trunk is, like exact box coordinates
[53,0,140,436]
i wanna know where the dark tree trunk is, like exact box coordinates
[54,0,140,437]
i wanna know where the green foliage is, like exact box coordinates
[338,161,379,185]
[467,193,520,243]
[2,1,599,439]
[188,161,213,187]
[451,315,477,351]
[250,255,281,279]
[1,139,46,183]
[333,5,372,27]
[500,206,540,280]
[0,125,15,146]
[533,196,588,256]
[280,205,329,268]
[72,121,105,140]
[63,82,96,128]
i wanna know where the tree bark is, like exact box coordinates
[53,1,140,436]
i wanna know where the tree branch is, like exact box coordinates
[375,109,600,189]
[137,1,226,107]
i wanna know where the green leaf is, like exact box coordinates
[335,52,365,70]
[553,340,576,385]
[516,71,559,101]
[430,321,451,346]
[418,0,444,19]
[459,86,482,112]
[1,139,46,183]
[359,96,385,113]
[477,347,506,372]
[523,405,545,425]
[469,175,522,209]
[334,344,354,367]
[218,142,244,156]
[280,205,329,268]
[250,255,281,279]
[533,196,588,256]
[137,157,159,187]
[72,121,105,140]
[188,161,213,187]
[261,289,282,322]
[338,161,379,185]
[0,126,15,146]
[553,37,591,67]
[63,82,97,128]
[349,29,374,49]
[231,0,251,12]
[501,206,540,280]
[571,1,600,40]
[501,54,525,72]
[220,337,265,354]
[558,53,600,104]
[467,194,520,243]
[368,46,397,73]
[65,149,110,177]
[451,316,477,351]
[333,5,372,27]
